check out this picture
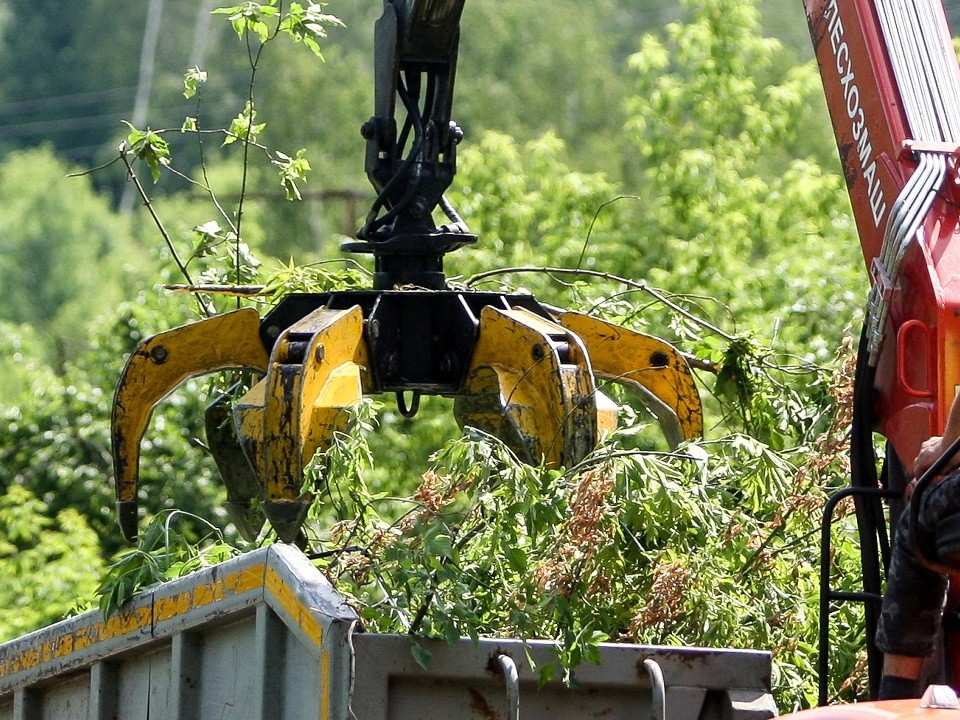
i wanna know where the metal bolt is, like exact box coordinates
[315,344,326,363]
[532,344,545,362]
[150,345,169,364]
[266,325,280,340]
[410,197,428,219]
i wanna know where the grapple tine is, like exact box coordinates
[111,309,269,541]
[204,393,266,541]
[455,306,598,468]
[555,311,703,447]
[256,305,368,542]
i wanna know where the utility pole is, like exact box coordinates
[120,0,165,213]
[189,0,220,69]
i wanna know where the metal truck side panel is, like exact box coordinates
[351,633,776,720]
[0,544,357,720]
[0,545,775,720]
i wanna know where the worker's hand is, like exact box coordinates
[906,436,948,500]
[912,434,956,478]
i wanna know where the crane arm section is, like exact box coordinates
[805,0,960,464]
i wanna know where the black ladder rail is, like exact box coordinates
[819,484,899,706]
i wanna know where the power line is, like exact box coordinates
[0,112,129,138]
[0,86,138,116]
[0,105,191,138]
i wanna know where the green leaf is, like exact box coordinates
[183,67,207,99]
[122,122,170,183]
[191,220,224,258]
[194,220,223,239]
[506,545,527,573]
[214,2,274,42]
[278,3,344,58]
[411,643,433,670]
[443,615,460,645]
[273,148,311,200]
[538,662,556,687]
[224,101,266,146]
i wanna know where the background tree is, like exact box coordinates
[616,0,862,363]
[0,484,104,639]
[0,147,146,368]
[0,293,229,559]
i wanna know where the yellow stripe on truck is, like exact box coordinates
[0,564,266,679]
[265,565,325,648]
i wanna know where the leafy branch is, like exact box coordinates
[104,0,343,310]
[96,510,240,618]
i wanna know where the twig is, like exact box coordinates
[234,9,281,308]
[165,283,265,297]
[466,265,736,342]
[119,147,213,317]
[576,195,641,270]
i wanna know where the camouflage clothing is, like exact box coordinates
[875,470,960,657]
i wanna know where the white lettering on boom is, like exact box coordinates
[823,0,888,226]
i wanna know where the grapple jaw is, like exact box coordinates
[111,308,269,542]
[110,294,703,544]
[204,393,266,541]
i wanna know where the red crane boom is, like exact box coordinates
[806,0,960,465]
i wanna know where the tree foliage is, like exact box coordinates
[0,148,142,365]
[0,485,104,641]
[616,0,862,361]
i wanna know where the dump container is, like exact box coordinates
[0,544,776,719]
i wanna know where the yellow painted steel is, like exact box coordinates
[555,311,703,447]
[235,378,267,465]
[0,564,263,679]
[454,306,598,467]
[320,650,331,720]
[265,566,326,647]
[112,308,269,507]
[253,306,368,540]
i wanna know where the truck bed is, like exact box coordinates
[0,545,776,719]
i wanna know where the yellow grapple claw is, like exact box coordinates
[111,308,269,540]
[454,306,599,468]
[555,311,703,448]
[251,305,368,543]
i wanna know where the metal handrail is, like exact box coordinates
[819,485,899,706]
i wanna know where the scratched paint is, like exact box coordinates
[265,566,325,648]
[0,565,264,680]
